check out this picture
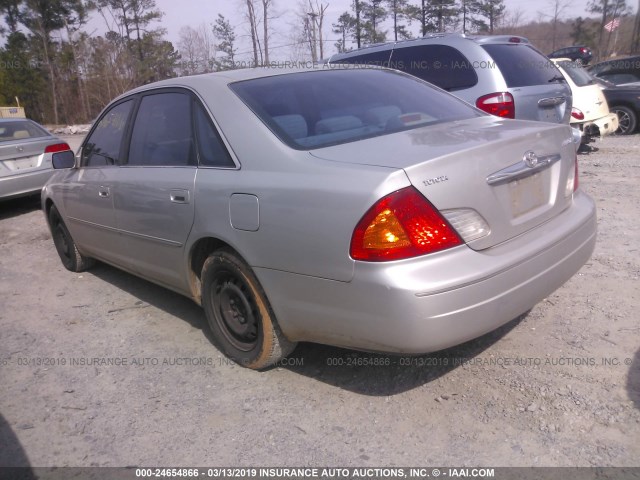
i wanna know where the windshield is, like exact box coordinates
[557,60,594,87]
[230,68,482,150]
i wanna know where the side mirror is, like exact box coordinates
[52,150,76,169]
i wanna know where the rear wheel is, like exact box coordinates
[611,106,637,135]
[48,205,94,272]
[201,248,296,369]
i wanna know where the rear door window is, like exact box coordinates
[482,44,565,87]
[127,92,195,167]
[389,45,478,91]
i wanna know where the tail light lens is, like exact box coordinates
[350,187,463,262]
[45,143,71,154]
[476,92,515,119]
[580,47,588,53]
[571,108,585,120]
[565,155,579,196]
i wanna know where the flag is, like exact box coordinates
[604,18,620,32]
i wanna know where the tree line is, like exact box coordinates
[0,0,638,125]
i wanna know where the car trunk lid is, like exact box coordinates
[310,116,577,250]
[0,138,56,177]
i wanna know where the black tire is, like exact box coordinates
[201,248,296,369]
[48,205,95,272]
[611,106,637,135]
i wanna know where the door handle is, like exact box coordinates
[170,189,190,204]
[538,97,566,108]
[98,186,110,198]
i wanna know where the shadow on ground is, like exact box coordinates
[0,412,35,478]
[0,195,41,221]
[88,261,525,396]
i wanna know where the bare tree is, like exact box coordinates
[538,0,572,51]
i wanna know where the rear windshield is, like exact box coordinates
[557,61,594,87]
[0,120,50,143]
[482,44,565,88]
[230,68,482,150]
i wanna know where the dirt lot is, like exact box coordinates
[1,134,639,468]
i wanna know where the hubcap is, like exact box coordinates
[615,110,631,134]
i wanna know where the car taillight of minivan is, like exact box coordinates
[476,92,515,119]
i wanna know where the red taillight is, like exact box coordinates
[509,37,522,43]
[45,143,71,154]
[350,187,463,262]
[571,108,585,120]
[580,47,588,53]
[476,92,515,119]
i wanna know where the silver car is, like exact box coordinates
[329,34,573,125]
[42,67,596,369]
[0,118,71,200]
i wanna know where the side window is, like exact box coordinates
[389,45,478,91]
[82,100,134,167]
[336,49,392,67]
[127,92,195,167]
[194,102,235,168]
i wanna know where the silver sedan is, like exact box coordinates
[42,67,597,369]
[0,118,71,200]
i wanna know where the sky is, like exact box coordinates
[85,0,611,61]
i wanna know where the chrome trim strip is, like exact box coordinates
[538,96,566,107]
[486,154,561,186]
[67,216,183,247]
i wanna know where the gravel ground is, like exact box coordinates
[0,134,639,468]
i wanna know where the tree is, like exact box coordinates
[177,24,215,75]
[588,0,627,57]
[213,14,237,70]
[0,0,22,35]
[332,11,356,52]
[570,16,597,47]
[19,0,86,124]
[95,0,166,82]
[459,0,485,33]
[361,0,388,44]
[538,0,573,51]
[477,0,506,34]
[427,0,460,33]
[385,0,415,40]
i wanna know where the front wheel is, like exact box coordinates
[48,205,94,272]
[611,106,637,135]
[201,249,296,369]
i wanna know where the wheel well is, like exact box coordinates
[44,198,54,220]
[609,102,637,113]
[188,237,242,305]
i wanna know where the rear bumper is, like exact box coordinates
[574,113,619,140]
[256,191,597,353]
[0,168,53,199]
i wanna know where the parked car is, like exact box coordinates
[0,118,71,200]
[328,34,573,125]
[551,59,618,146]
[589,55,640,87]
[599,83,640,134]
[548,45,593,65]
[43,67,596,369]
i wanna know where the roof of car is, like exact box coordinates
[329,33,531,61]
